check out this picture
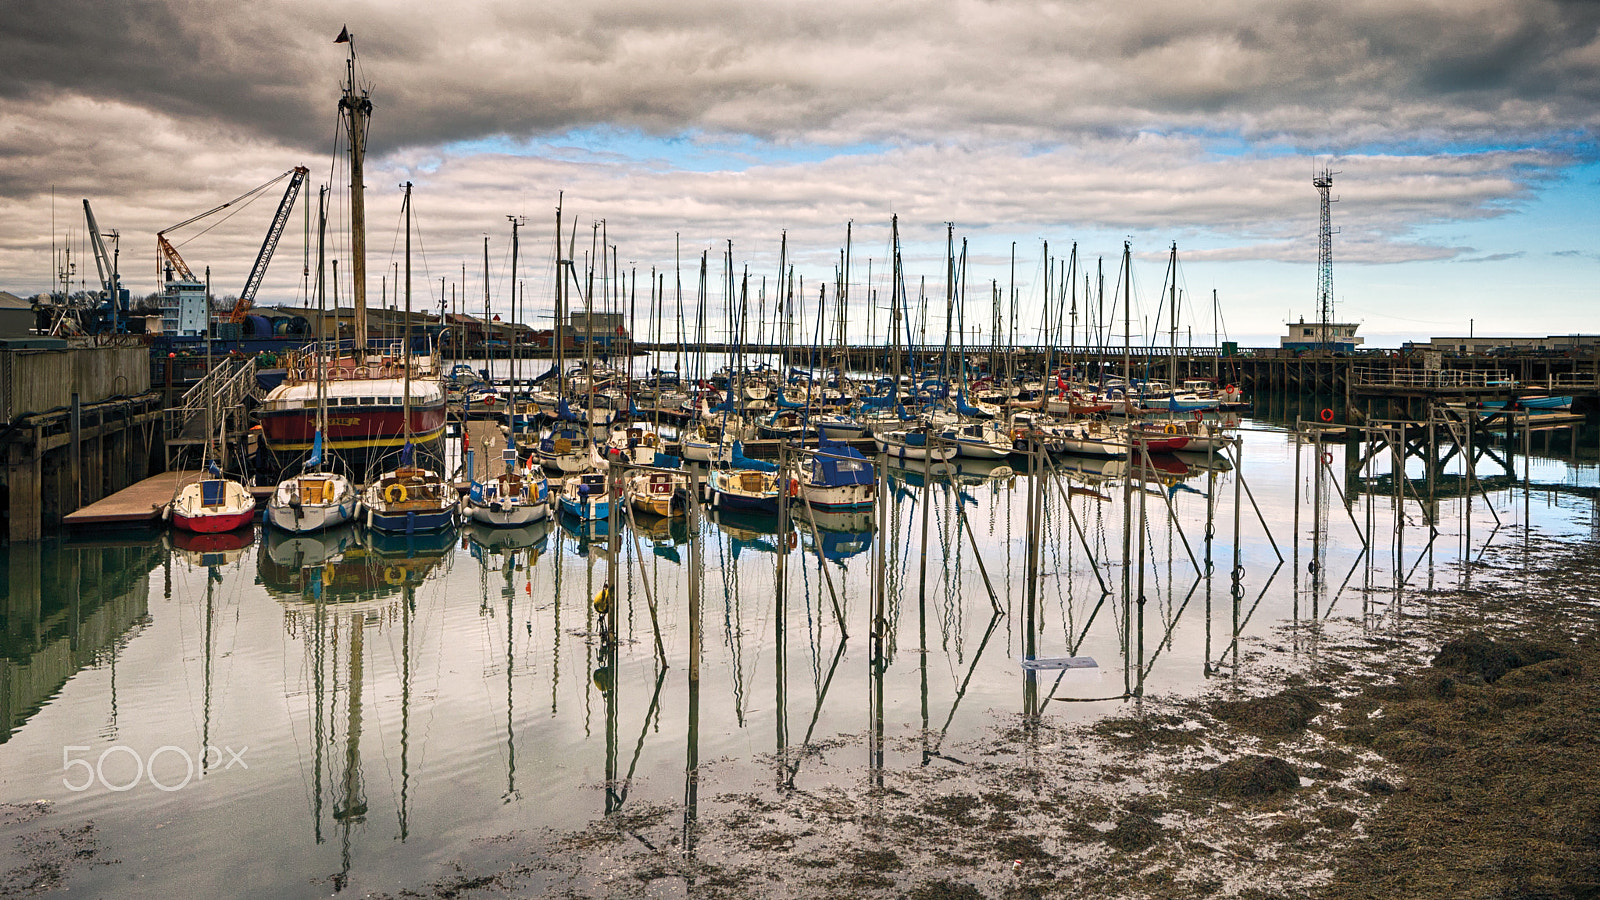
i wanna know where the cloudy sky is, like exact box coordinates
[3,0,1596,347]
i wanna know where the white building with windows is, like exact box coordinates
[1280,318,1363,351]
[159,279,209,336]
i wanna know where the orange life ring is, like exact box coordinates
[788,478,799,498]
[1320,407,1334,423]
[1191,410,1203,422]
[1321,451,1334,464]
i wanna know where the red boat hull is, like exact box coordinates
[173,509,257,533]
[260,403,447,452]
[1127,427,1191,453]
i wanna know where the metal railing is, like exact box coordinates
[1351,367,1513,389]
[165,359,261,440]
[1548,371,1600,390]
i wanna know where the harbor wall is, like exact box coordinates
[1,345,163,543]
[0,345,150,423]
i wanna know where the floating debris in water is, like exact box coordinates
[1021,656,1098,670]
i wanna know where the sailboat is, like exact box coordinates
[537,409,596,473]
[937,420,1014,460]
[362,182,458,533]
[624,468,689,518]
[267,186,358,532]
[172,272,256,534]
[171,459,257,533]
[706,440,784,513]
[466,444,550,527]
[873,422,958,462]
[258,35,447,478]
[556,469,611,522]
[705,259,783,514]
[791,438,876,511]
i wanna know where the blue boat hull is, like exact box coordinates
[708,488,778,514]
[558,496,610,522]
[367,506,456,534]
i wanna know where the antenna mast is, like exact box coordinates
[1313,166,1338,350]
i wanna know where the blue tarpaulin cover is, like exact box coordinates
[811,441,874,487]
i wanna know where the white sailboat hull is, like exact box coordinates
[467,499,550,527]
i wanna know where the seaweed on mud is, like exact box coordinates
[920,793,984,826]
[905,879,984,900]
[849,848,905,872]
[1103,811,1164,851]
[1091,713,1203,750]
[1210,686,1327,735]
[1188,755,1300,799]
[0,821,112,898]
[1431,631,1565,683]
[1315,807,1359,830]
[1318,611,1600,899]
[994,834,1053,862]
[0,803,52,829]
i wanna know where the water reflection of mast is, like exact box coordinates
[684,472,704,883]
[332,610,367,893]
[551,523,563,716]
[775,494,790,787]
[399,582,412,837]
[870,450,889,788]
[312,579,328,844]
[503,551,518,803]
[277,537,422,890]
[203,561,215,773]
[924,611,1002,766]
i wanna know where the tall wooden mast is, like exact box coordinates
[339,34,372,357]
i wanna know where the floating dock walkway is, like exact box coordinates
[62,471,200,526]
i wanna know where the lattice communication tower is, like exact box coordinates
[1313,167,1337,349]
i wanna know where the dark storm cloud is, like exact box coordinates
[5,0,1597,160]
[0,0,325,143]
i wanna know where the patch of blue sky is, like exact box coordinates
[440,127,886,172]
[1406,159,1600,259]
[1310,132,1589,160]
[1159,125,1590,163]
[1147,128,1303,159]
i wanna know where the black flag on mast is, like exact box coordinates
[334,26,350,43]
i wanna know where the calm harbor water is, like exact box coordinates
[1,417,1596,897]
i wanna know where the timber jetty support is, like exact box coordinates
[1,342,163,542]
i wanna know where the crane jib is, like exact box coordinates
[232,166,310,323]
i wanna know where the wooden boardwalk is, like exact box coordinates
[63,471,201,526]
[460,418,509,483]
